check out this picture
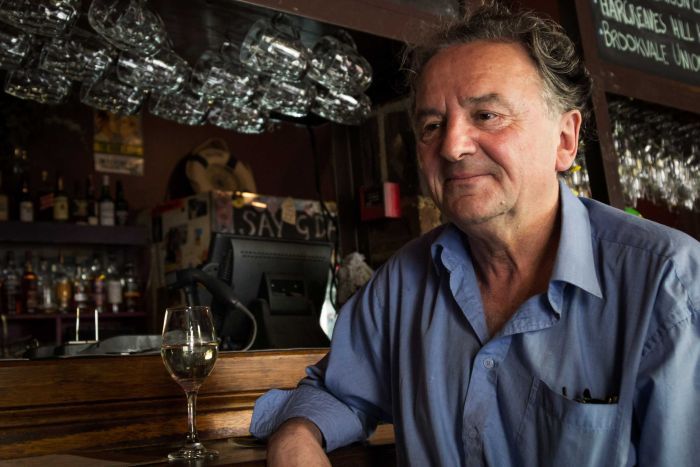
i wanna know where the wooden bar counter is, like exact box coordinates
[0,350,395,465]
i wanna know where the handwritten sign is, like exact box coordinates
[232,205,336,242]
[590,0,700,85]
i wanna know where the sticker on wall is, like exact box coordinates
[281,197,296,225]
[93,110,145,176]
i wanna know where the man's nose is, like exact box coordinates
[439,119,477,162]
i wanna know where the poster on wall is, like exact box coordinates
[93,110,145,176]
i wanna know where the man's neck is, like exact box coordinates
[459,194,562,335]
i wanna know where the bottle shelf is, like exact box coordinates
[0,221,148,246]
[3,312,146,321]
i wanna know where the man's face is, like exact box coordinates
[414,41,575,228]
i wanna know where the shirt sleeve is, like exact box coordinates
[249,265,393,452]
[631,276,700,466]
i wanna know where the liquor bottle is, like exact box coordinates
[0,170,9,221]
[83,260,95,309]
[99,174,115,226]
[90,255,106,313]
[37,170,54,222]
[115,180,129,226]
[36,257,56,314]
[18,176,34,222]
[86,175,99,226]
[71,180,88,224]
[122,262,140,313]
[53,253,72,313]
[10,147,29,220]
[73,264,90,311]
[53,174,69,222]
[0,258,5,314]
[105,256,123,313]
[2,252,20,315]
[21,251,38,314]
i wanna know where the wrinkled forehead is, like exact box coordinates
[411,41,550,118]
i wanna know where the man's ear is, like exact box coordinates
[555,109,582,172]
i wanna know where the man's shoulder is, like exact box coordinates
[581,197,700,261]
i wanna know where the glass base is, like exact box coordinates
[168,442,218,461]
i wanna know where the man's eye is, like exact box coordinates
[476,111,497,121]
[419,123,442,142]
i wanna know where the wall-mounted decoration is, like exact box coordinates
[93,110,144,176]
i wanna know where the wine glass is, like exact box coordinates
[161,305,219,461]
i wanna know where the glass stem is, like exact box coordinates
[185,390,200,445]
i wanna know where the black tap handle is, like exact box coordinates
[171,268,245,311]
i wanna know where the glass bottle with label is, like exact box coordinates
[0,258,4,314]
[99,175,115,226]
[10,147,29,220]
[71,180,88,224]
[2,252,20,315]
[37,170,54,222]
[53,253,72,313]
[0,170,9,221]
[18,176,34,222]
[115,180,129,226]
[36,257,56,314]
[87,175,99,226]
[53,174,69,222]
[105,256,123,313]
[91,255,106,313]
[122,262,140,313]
[73,264,90,311]
[21,251,38,314]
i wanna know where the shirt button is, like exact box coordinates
[468,427,478,439]
[483,358,495,369]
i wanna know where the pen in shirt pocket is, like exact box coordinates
[562,387,618,404]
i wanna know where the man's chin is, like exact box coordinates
[446,202,510,227]
[453,213,503,227]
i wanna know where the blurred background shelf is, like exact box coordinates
[2,312,148,347]
[0,221,148,246]
[3,312,146,321]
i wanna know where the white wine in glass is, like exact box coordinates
[161,305,219,460]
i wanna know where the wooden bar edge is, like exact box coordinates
[0,349,348,459]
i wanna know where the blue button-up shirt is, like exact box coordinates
[250,183,700,466]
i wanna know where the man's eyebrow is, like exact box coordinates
[414,93,511,123]
[460,93,505,107]
[413,108,443,124]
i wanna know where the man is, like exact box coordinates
[250,3,700,466]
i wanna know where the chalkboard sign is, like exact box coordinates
[590,0,700,86]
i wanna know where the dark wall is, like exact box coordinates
[0,92,335,214]
[137,113,335,211]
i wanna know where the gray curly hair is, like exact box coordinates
[405,2,592,127]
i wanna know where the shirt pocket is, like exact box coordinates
[517,378,622,467]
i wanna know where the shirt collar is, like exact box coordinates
[431,224,472,275]
[429,180,602,299]
[552,180,602,299]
